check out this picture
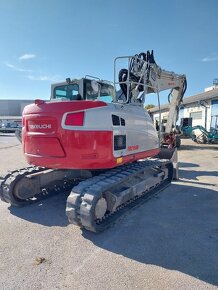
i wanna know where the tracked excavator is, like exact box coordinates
[0,51,186,232]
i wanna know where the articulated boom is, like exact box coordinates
[116,51,186,98]
[115,51,187,134]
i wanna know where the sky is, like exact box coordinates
[0,0,218,105]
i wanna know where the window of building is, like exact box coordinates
[190,111,202,120]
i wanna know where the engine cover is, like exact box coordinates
[22,100,159,169]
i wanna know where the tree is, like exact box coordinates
[144,104,155,110]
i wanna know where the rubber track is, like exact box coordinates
[66,159,173,232]
[0,166,76,206]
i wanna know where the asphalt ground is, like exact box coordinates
[0,134,218,290]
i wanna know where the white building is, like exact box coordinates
[0,99,36,127]
[149,85,218,131]
[0,99,35,116]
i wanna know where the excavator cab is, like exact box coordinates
[50,77,115,103]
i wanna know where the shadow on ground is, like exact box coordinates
[0,134,15,137]
[9,171,218,286]
[179,168,218,183]
[82,183,218,286]
[178,162,199,168]
[9,191,70,227]
[180,144,218,151]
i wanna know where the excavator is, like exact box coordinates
[0,51,187,232]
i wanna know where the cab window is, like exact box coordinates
[54,84,80,100]
[83,79,114,103]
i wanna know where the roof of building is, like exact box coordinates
[149,87,218,113]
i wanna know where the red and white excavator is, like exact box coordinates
[0,51,186,232]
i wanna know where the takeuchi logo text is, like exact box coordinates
[29,124,52,129]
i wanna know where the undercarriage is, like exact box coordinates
[0,159,173,232]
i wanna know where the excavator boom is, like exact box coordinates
[115,51,187,136]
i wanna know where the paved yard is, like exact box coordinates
[0,135,218,290]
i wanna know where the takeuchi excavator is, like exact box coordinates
[0,51,187,232]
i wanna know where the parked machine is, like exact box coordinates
[182,125,218,144]
[180,117,192,135]
[0,121,21,133]
[0,51,187,232]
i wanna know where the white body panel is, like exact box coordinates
[62,102,159,158]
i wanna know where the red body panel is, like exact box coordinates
[24,131,114,169]
[22,100,160,169]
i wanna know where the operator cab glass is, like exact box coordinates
[83,79,114,103]
[53,84,81,100]
[52,79,114,103]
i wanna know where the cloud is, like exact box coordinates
[201,55,218,62]
[5,59,61,82]
[19,54,36,60]
[27,74,61,82]
[5,63,32,72]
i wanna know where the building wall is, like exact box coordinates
[151,97,218,131]
[182,100,214,130]
[152,111,169,124]
[183,102,204,127]
[0,100,34,116]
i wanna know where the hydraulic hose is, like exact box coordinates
[119,51,155,99]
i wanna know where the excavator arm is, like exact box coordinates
[117,51,187,134]
[165,83,187,134]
